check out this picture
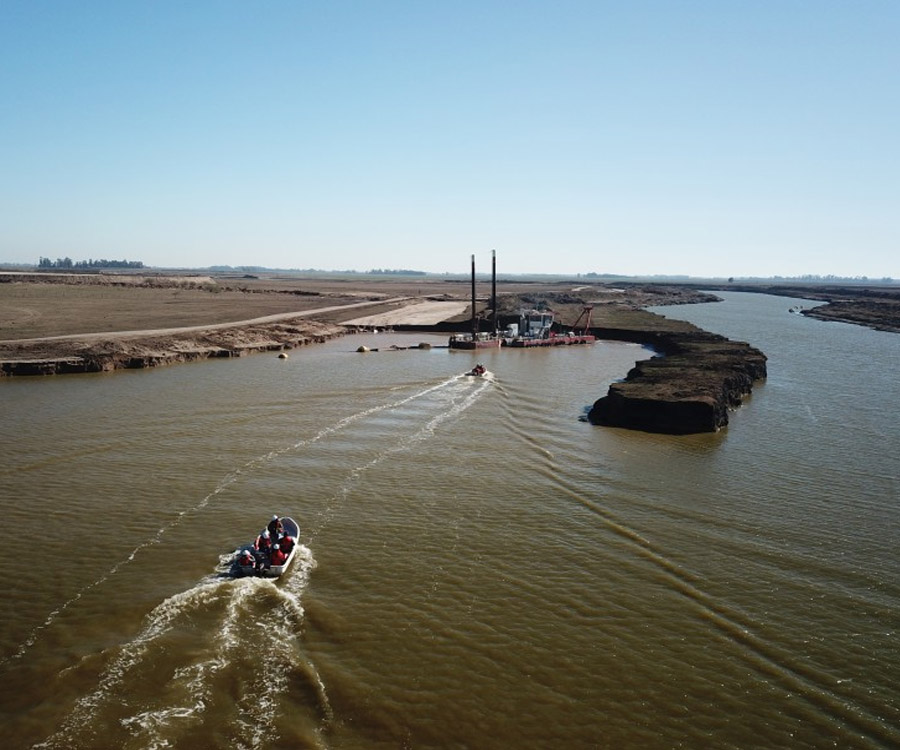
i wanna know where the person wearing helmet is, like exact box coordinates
[238,548,256,571]
[254,529,272,552]
[280,535,295,556]
[270,543,287,566]
[267,515,283,539]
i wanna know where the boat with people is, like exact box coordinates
[465,363,487,377]
[236,515,300,577]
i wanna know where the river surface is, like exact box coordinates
[0,291,898,749]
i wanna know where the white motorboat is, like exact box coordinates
[238,516,300,577]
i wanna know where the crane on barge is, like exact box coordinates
[571,304,594,336]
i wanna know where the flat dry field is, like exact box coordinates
[0,272,644,340]
[0,283,342,339]
[0,277,466,339]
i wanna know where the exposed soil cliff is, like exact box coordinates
[587,330,767,433]
[0,319,343,376]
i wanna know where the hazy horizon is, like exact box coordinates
[6,258,895,285]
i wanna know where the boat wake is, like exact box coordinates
[24,373,494,748]
[36,547,327,750]
[545,469,900,748]
[6,374,491,667]
[304,371,493,541]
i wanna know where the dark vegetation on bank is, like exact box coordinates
[586,331,767,434]
[578,282,900,433]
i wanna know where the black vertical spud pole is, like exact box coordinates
[491,249,497,335]
[470,254,477,336]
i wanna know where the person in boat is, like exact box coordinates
[238,549,256,569]
[471,363,485,376]
[270,543,287,567]
[267,515,283,539]
[280,534,295,556]
[255,529,272,552]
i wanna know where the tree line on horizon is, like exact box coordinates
[38,257,144,269]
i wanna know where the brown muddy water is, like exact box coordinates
[1,292,898,749]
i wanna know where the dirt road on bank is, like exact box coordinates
[0,297,413,346]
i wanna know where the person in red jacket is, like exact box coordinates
[254,529,271,552]
[280,535,295,556]
[270,543,287,566]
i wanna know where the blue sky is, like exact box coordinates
[1,1,898,277]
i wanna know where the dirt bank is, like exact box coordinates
[0,317,345,376]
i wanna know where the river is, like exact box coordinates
[0,291,898,749]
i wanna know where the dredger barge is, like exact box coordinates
[448,251,595,350]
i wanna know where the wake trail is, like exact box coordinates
[33,374,491,748]
[304,372,492,542]
[489,377,899,746]
[544,464,900,747]
[37,549,320,750]
[3,375,466,666]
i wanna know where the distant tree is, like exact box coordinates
[37,257,143,269]
[367,268,426,276]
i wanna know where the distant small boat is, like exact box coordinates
[465,364,487,377]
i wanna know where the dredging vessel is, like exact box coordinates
[448,251,595,349]
[448,251,502,350]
